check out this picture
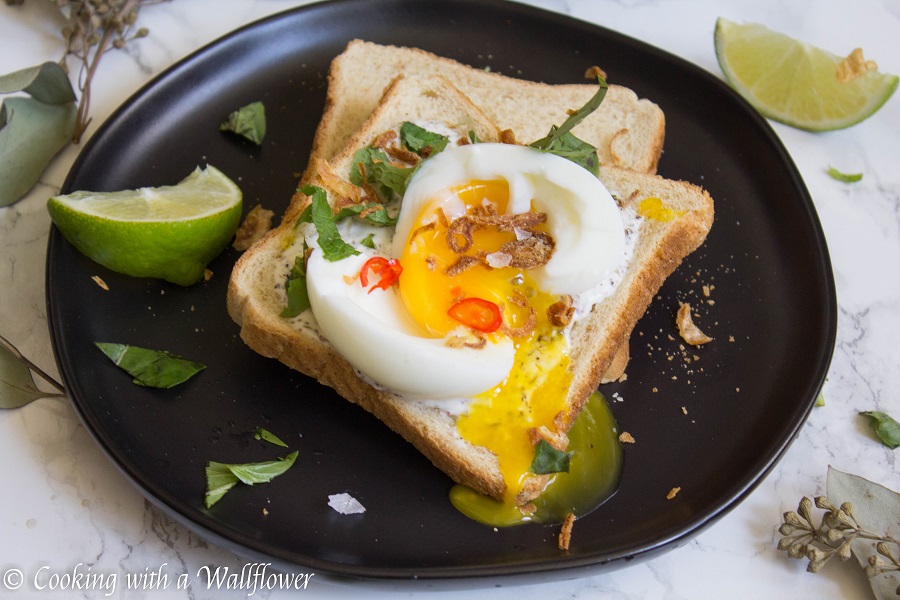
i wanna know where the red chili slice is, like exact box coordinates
[359,257,402,293]
[447,297,503,333]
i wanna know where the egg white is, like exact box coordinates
[305,251,516,399]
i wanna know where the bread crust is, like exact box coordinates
[228,55,712,501]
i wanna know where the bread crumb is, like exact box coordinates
[702,284,711,297]
[91,275,109,291]
[729,335,735,342]
[558,512,575,551]
[204,269,213,281]
[262,507,269,516]
[681,406,688,414]
[618,432,635,444]
[676,303,713,346]
[652,387,658,393]
[667,487,681,500]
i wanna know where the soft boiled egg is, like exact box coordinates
[304,141,627,519]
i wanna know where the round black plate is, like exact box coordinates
[47,0,836,584]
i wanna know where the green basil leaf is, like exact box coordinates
[205,451,299,508]
[860,411,900,449]
[528,75,607,175]
[219,101,266,145]
[302,184,359,262]
[280,255,310,318]
[826,165,863,183]
[95,342,205,388]
[530,439,573,474]
[254,426,289,448]
[334,202,398,227]
[400,121,448,156]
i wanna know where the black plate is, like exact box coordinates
[47,0,836,584]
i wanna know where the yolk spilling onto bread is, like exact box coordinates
[397,179,622,524]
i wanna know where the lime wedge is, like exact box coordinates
[48,165,243,286]
[714,17,898,131]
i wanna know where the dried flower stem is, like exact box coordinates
[778,496,900,591]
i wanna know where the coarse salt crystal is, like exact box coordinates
[328,493,366,515]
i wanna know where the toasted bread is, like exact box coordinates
[228,72,713,501]
[310,40,666,175]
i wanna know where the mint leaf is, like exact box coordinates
[280,254,310,318]
[360,233,376,249]
[826,165,863,183]
[530,439,573,474]
[860,411,900,449]
[254,427,288,448]
[334,201,397,227]
[529,75,608,175]
[302,185,359,262]
[349,147,416,201]
[95,342,205,388]
[204,451,298,508]
[219,101,266,145]
[400,121,448,156]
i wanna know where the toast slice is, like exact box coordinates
[228,73,713,503]
[309,40,666,175]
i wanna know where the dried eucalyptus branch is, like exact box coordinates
[778,496,900,594]
[8,0,166,143]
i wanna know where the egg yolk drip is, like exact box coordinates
[397,179,573,509]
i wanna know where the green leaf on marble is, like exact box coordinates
[0,62,77,207]
[0,334,65,409]
[860,411,900,449]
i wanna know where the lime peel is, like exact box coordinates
[48,165,243,286]
[714,17,898,131]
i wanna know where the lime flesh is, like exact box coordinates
[48,165,243,286]
[714,17,898,131]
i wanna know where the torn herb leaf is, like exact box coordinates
[467,130,482,144]
[529,75,608,176]
[219,101,266,145]
[302,185,359,262]
[860,411,900,449]
[530,440,573,474]
[334,201,397,227]
[360,233,376,249]
[349,147,417,201]
[205,451,298,508]
[280,254,310,318]
[826,165,863,183]
[400,121,449,156]
[254,427,288,448]
[95,342,205,388]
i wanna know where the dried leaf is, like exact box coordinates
[827,467,900,599]
[0,337,46,409]
[0,64,77,206]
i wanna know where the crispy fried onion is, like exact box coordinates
[547,295,574,327]
[499,305,537,339]
[446,210,551,254]
[444,329,487,350]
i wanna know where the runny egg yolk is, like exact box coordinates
[397,178,574,511]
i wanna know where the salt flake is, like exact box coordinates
[328,493,366,515]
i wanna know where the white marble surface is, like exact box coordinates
[1,0,898,598]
